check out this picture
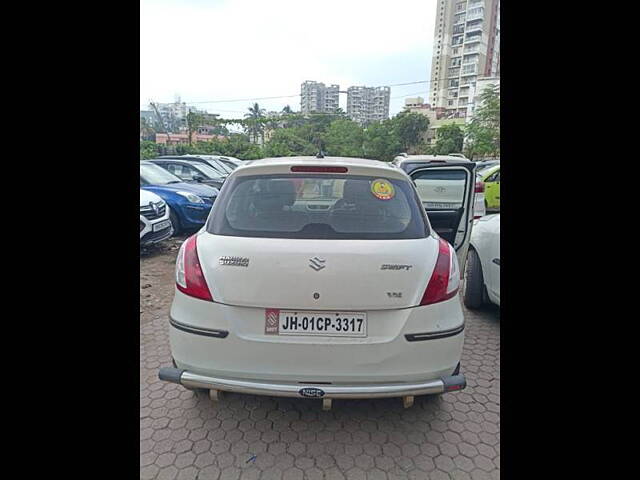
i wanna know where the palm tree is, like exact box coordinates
[245,102,266,144]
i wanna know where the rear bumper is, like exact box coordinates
[168,294,465,383]
[158,367,466,399]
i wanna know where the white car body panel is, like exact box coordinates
[198,235,438,311]
[166,157,469,393]
[170,291,463,383]
[470,214,500,305]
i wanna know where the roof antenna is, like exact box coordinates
[316,150,325,158]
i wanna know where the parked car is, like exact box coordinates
[157,155,233,176]
[188,154,245,172]
[478,164,500,210]
[140,189,173,246]
[215,155,244,170]
[140,161,219,234]
[475,160,500,171]
[147,158,226,190]
[159,156,473,409]
[392,154,481,262]
[463,214,500,309]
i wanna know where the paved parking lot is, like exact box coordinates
[141,240,500,480]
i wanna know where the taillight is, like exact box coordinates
[175,235,213,302]
[475,181,485,193]
[420,238,460,305]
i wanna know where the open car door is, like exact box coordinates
[409,161,477,273]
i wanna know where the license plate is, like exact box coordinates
[153,220,171,232]
[424,201,460,209]
[265,309,367,337]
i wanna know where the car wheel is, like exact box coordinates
[169,210,181,236]
[463,248,485,309]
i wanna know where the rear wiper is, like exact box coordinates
[167,180,181,184]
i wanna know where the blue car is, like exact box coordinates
[140,161,219,234]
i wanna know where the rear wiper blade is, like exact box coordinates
[167,180,181,184]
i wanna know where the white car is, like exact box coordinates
[140,189,173,246]
[463,214,500,308]
[159,156,475,409]
[474,175,487,219]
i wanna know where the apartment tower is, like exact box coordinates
[428,0,500,118]
[300,81,340,114]
[346,86,390,126]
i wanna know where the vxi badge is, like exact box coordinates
[219,256,250,267]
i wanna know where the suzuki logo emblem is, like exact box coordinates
[309,257,326,271]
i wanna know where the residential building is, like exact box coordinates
[466,76,500,119]
[155,132,226,146]
[428,0,500,119]
[300,81,340,114]
[140,110,156,124]
[403,97,465,147]
[346,86,390,126]
[148,98,205,132]
[405,97,427,109]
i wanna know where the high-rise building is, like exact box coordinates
[346,86,390,126]
[466,76,499,119]
[300,81,340,114]
[428,0,500,119]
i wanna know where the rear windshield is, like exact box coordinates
[207,174,428,239]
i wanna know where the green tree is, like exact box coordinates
[185,112,205,146]
[263,129,316,157]
[245,102,266,144]
[363,120,401,161]
[433,123,464,155]
[140,140,160,160]
[323,118,364,157]
[464,84,500,159]
[391,111,430,153]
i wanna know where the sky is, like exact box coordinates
[140,0,436,118]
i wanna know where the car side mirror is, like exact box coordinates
[194,176,205,183]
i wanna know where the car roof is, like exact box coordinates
[149,158,208,166]
[394,155,472,164]
[233,156,409,180]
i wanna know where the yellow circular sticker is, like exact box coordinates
[371,178,395,200]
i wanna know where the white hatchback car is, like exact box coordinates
[140,189,173,246]
[159,157,475,408]
[463,214,500,308]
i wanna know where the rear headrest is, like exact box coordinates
[342,179,371,203]
[267,180,297,206]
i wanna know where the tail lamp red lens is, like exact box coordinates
[420,238,459,306]
[475,181,485,193]
[176,235,213,302]
[290,166,348,173]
